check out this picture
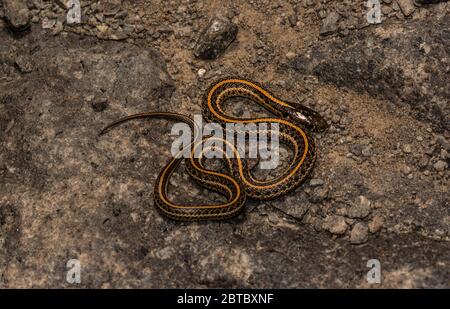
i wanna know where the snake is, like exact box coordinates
[99,78,328,221]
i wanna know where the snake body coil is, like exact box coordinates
[100,78,328,221]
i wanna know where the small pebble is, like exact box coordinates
[402,144,412,153]
[194,16,238,60]
[91,97,108,112]
[433,160,447,172]
[198,68,206,77]
[402,165,412,175]
[346,196,371,219]
[418,157,429,168]
[350,223,369,244]
[323,215,348,235]
[368,214,384,233]
[286,51,296,60]
[361,145,373,157]
[309,179,324,187]
[320,11,339,36]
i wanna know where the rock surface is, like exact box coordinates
[287,16,450,133]
[0,0,449,289]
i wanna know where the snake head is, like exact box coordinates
[283,101,329,133]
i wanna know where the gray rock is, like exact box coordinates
[323,215,348,235]
[286,51,296,60]
[309,187,328,203]
[402,165,412,175]
[100,0,122,16]
[397,0,416,16]
[361,145,373,157]
[92,97,108,112]
[194,16,238,60]
[41,17,56,29]
[347,196,372,219]
[4,0,31,31]
[349,144,364,156]
[433,160,447,171]
[403,144,412,153]
[351,223,369,244]
[320,11,340,36]
[279,196,310,220]
[369,214,384,233]
[435,135,450,150]
[309,179,324,187]
[418,157,429,168]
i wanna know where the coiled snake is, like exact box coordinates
[99,78,328,221]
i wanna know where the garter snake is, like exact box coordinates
[99,78,328,221]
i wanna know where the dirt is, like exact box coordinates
[0,0,448,288]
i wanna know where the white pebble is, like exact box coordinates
[198,68,206,77]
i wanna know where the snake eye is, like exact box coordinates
[294,111,309,122]
[285,102,329,132]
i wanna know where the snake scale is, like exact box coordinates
[99,78,328,221]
